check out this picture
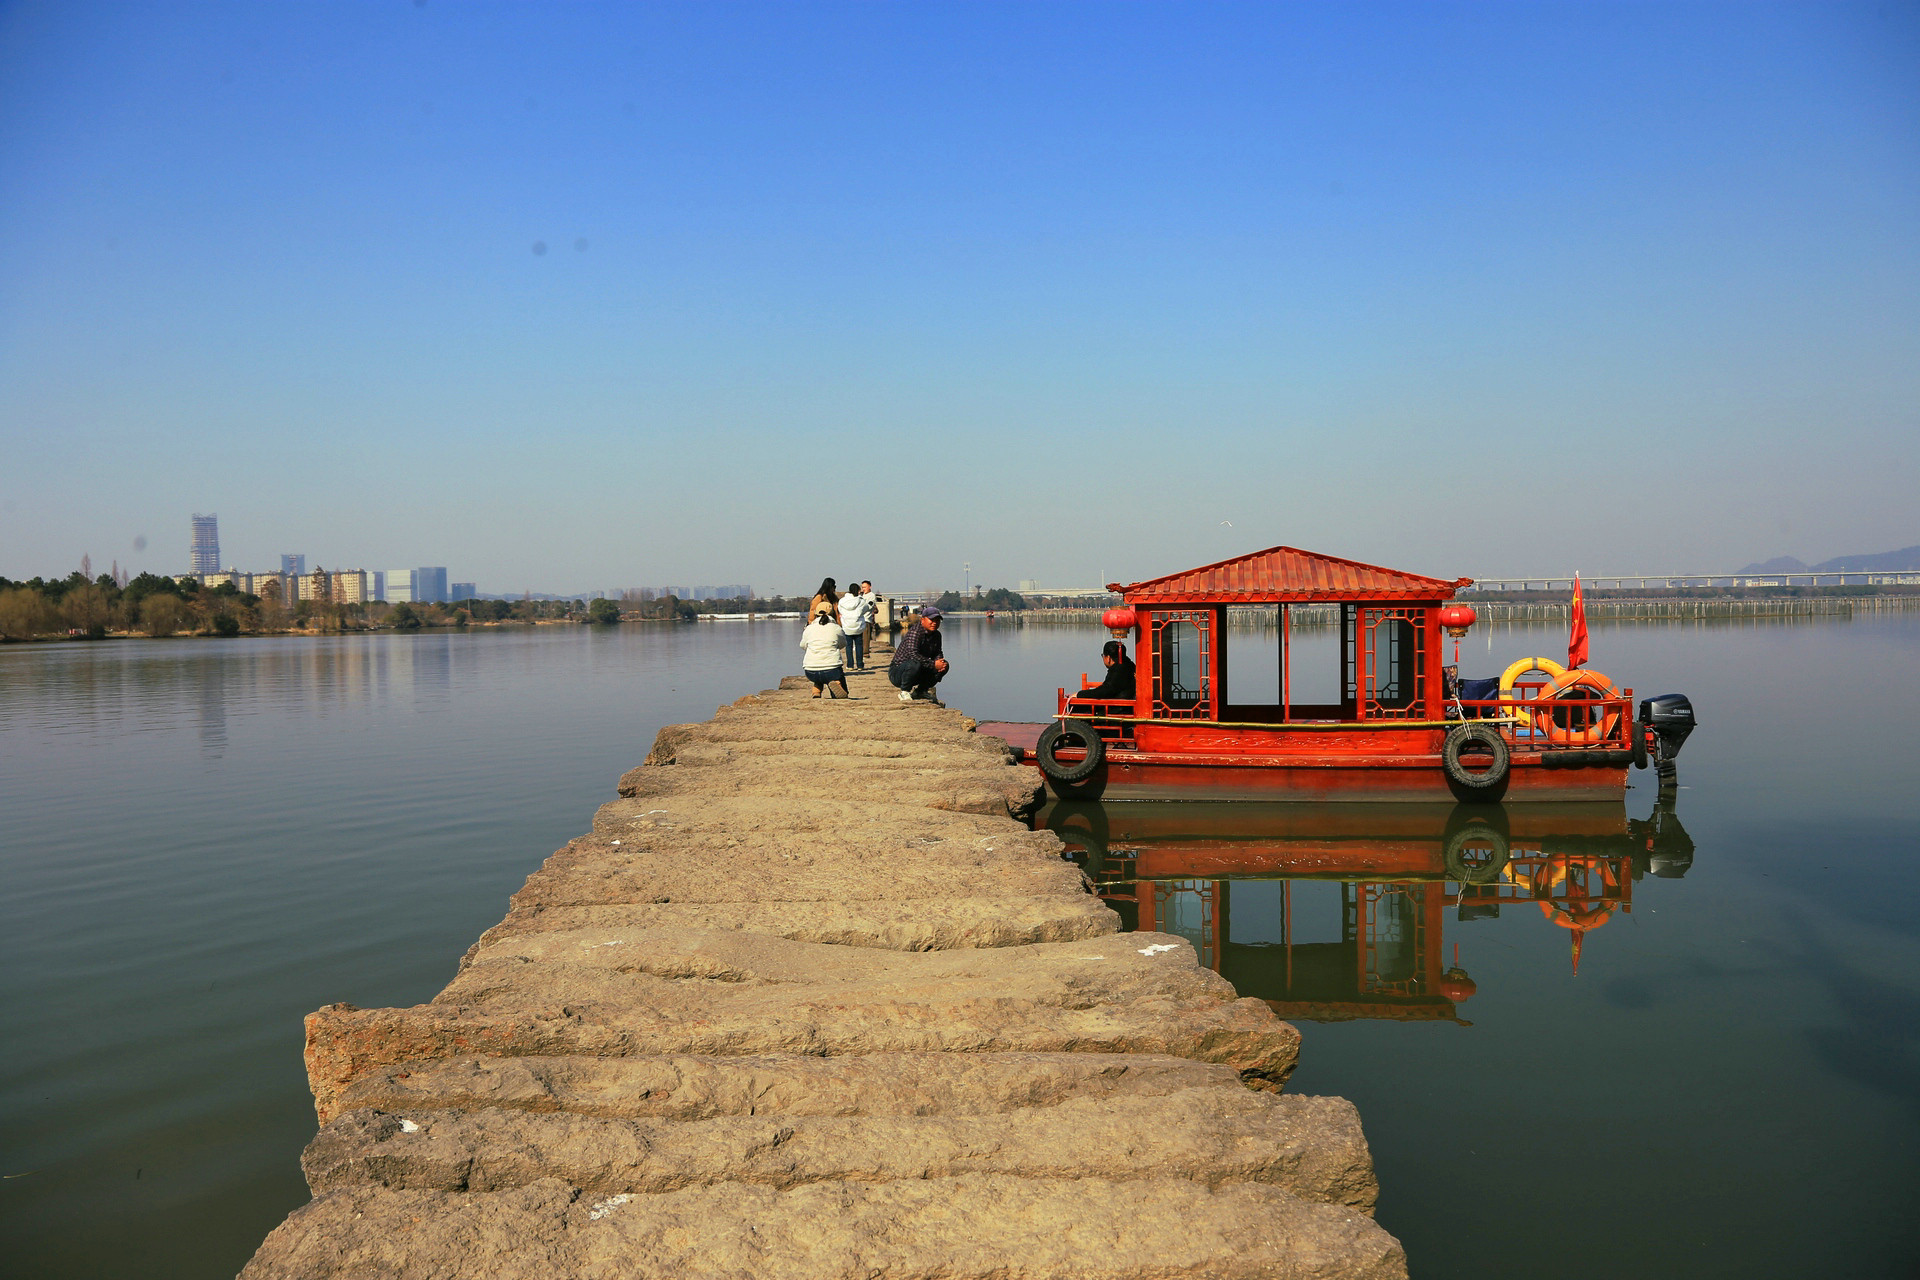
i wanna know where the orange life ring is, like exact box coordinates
[1510,856,1622,930]
[1539,668,1621,744]
[1535,858,1622,931]
[1497,657,1565,729]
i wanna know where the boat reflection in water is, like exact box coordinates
[1038,799,1694,1024]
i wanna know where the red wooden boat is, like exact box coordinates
[977,546,1696,803]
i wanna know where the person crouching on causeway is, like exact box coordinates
[800,605,851,699]
[889,606,948,703]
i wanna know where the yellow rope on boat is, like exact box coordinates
[1053,713,1523,730]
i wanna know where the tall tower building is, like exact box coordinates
[281,554,306,578]
[190,514,221,576]
[414,566,448,604]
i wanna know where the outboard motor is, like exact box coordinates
[1640,693,1697,793]
[1644,802,1695,879]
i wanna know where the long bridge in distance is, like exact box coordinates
[1463,571,1920,591]
[901,572,1919,606]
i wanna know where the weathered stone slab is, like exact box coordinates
[591,793,1035,837]
[454,923,1174,983]
[509,826,1090,912]
[305,1088,1377,1209]
[552,822,1073,875]
[473,894,1117,953]
[242,1175,1406,1280]
[507,858,1088,911]
[327,1051,1253,1121]
[613,743,1045,818]
[611,772,1043,818]
[305,932,1301,1120]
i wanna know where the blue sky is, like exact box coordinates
[2,1,1915,595]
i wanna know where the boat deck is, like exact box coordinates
[975,721,1045,758]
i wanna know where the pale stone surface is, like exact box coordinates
[472,895,1118,953]
[328,1052,1256,1121]
[304,1088,1378,1209]
[245,667,1403,1279]
[243,1176,1406,1280]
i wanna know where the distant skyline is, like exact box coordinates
[3,1,1916,591]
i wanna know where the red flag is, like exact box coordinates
[1567,573,1589,670]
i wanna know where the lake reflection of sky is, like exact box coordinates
[1,616,1916,1279]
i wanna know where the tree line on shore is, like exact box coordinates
[0,572,1045,642]
[644,586,1033,617]
[0,571,592,642]
[932,586,1029,613]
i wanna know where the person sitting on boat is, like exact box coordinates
[1069,640,1135,711]
[889,607,947,703]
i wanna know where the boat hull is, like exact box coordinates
[973,723,1628,803]
[1055,754,1624,803]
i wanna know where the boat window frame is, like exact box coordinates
[1360,606,1428,719]
[1149,609,1214,719]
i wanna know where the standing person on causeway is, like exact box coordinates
[838,583,873,672]
[858,580,877,654]
[806,577,838,622]
[889,606,948,703]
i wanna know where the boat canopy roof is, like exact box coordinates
[1109,545,1473,605]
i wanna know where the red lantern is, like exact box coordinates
[1438,604,1476,638]
[1437,966,1478,1003]
[1101,606,1137,638]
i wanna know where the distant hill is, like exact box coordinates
[1736,555,1809,574]
[1811,545,1920,573]
[1738,545,1920,574]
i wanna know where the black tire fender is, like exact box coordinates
[1443,821,1511,884]
[1442,724,1511,790]
[1631,718,1650,770]
[1036,718,1105,785]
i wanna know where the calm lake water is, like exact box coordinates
[2,616,1917,1278]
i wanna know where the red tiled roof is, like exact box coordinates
[1111,546,1472,603]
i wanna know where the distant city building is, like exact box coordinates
[281,554,306,578]
[201,571,236,589]
[385,569,415,603]
[368,570,386,602]
[414,566,448,605]
[331,570,368,604]
[244,572,286,602]
[190,514,221,576]
[450,581,476,601]
[627,584,753,601]
[296,572,330,602]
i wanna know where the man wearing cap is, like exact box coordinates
[889,607,948,703]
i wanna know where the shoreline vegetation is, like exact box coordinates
[5,572,1914,645]
[0,574,1043,644]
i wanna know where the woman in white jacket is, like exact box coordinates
[800,606,850,700]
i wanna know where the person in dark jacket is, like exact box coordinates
[889,607,948,702]
[1070,640,1136,708]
